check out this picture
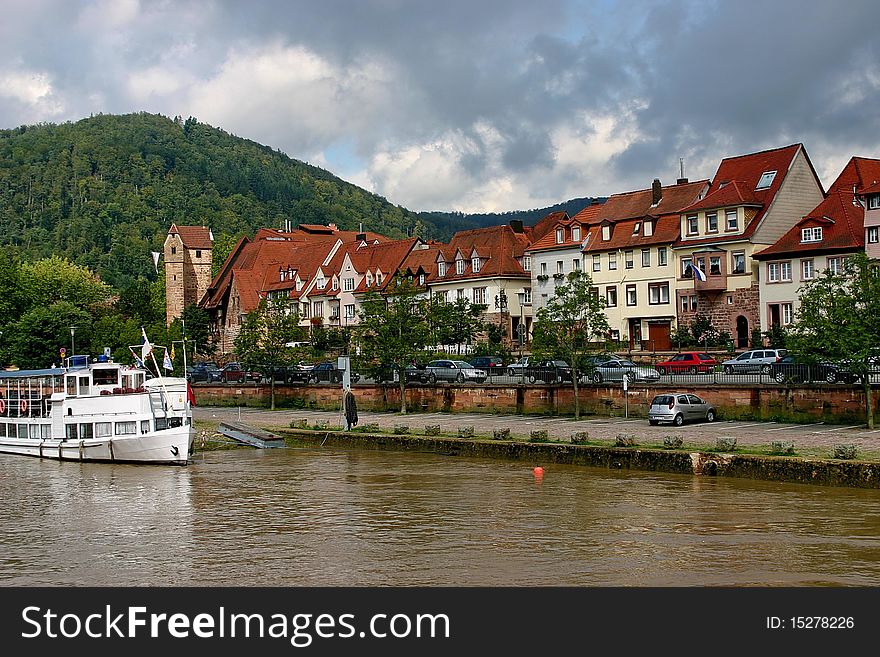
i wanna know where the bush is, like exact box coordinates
[424,424,441,436]
[833,444,858,460]
[393,424,410,435]
[493,428,511,440]
[615,433,637,447]
[458,426,475,438]
[770,440,795,455]
[663,436,683,449]
[529,429,549,442]
[570,431,589,445]
[716,436,737,451]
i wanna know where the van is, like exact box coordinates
[721,348,788,374]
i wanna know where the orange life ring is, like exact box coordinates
[0,399,5,414]
[20,399,28,413]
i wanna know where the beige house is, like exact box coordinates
[673,144,824,347]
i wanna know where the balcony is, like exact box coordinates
[694,273,727,293]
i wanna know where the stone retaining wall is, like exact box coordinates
[282,429,880,489]
[194,382,878,425]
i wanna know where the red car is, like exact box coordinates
[655,352,719,375]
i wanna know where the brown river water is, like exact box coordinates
[1,447,879,586]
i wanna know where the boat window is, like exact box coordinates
[115,421,136,435]
[141,420,150,434]
[66,377,77,396]
[41,425,51,439]
[93,369,119,386]
[0,423,6,437]
[29,425,40,439]
[155,418,168,431]
[7,424,16,438]
[168,417,182,428]
[79,423,94,440]
[65,424,77,440]
[19,424,29,438]
[78,376,90,396]
[95,422,112,438]
[134,373,145,389]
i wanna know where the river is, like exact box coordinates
[1,447,879,586]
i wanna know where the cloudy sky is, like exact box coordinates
[2,0,878,213]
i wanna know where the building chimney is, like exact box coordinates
[356,233,367,241]
[328,223,338,231]
[509,219,524,233]
[677,177,688,185]
[651,179,662,206]
[677,158,687,184]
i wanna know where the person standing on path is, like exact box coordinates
[343,386,358,431]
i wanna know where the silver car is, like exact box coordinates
[424,360,487,384]
[721,348,788,374]
[591,359,661,383]
[648,393,716,426]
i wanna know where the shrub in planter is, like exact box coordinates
[833,444,858,460]
[716,436,737,451]
[663,436,683,449]
[615,433,637,447]
[529,429,549,442]
[458,426,475,438]
[424,424,441,436]
[393,424,410,435]
[570,431,589,445]
[493,428,511,440]
[770,441,795,455]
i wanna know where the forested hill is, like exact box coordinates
[0,112,599,290]
[417,197,602,234]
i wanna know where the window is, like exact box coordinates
[625,251,634,269]
[689,295,698,312]
[523,256,531,272]
[801,259,814,280]
[556,228,565,244]
[709,256,721,275]
[827,257,845,275]
[687,215,698,235]
[301,302,309,318]
[171,247,176,255]
[681,257,693,278]
[332,278,338,291]
[625,284,637,306]
[316,276,326,290]
[540,262,547,275]
[573,259,581,271]
[434,290,448,303]
[868,227,879,244]
[632,222,641,236]
[727,295,733,305]
[592,255,601,272]
[643,221,653,237]
[522,288,532,304]
[312,301,323,317]
[141,420,151,434]
[456,259,465,275]
[641,249,650,267]
[606,286,617,307]
[780,261,792,281]
[339,304,353,320]
[869,195,880,210]
[341,277,353,292]
[195,250,202,258]
[572,226,581,242]
[608,253,617,270]
[648,282,669,305]
[556,261,564,274]
[589,287,600,301]
[726,209,738,231]
[473,287,486,305]
[419,273,425,285]
[768,262,779,282]
[65,424,77,441]
[79,423,94,440]
[801,227,823,242]
[706,212,718,232]
[602,225,611,240]
[680,295,689,312]
[782,303,793,325]
[95,422,112,438]
[658,247,667,266]
[437,262,446,277]
[732,251,746,274]
[472,257,481,273]
[756,170,777,189]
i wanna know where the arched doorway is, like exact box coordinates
[736,316,749,348]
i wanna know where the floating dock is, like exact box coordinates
[218,421,286,448]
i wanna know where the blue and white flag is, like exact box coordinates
[691,263,707,282]
[129,346,144,368]
[141,327,153,360]
[163,348,173,371]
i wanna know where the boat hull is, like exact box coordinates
[0,425,194,466]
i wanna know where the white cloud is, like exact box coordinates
[0,67,65,117]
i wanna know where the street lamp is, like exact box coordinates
[70,326,77,358]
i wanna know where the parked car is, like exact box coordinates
[591,359,661,383]
[648,393,716,426]
[655,352,719,375]
[523,360,573,384]
[187,362,221,383]
[469,356,505,374]
[305,361,361,384]
[769,355,856,384]
[506,356,533,377]
[374,363,430,384]
[721,348,788,374]
[218,362,262,383]
[424,360,487,384]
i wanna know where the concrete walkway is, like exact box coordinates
[194,406,880,452]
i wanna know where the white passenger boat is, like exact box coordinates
[0,356,194,465]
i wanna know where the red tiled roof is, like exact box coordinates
[349,238,420,293]
[526,211,568,244]
[527,215,589,253]
[679,181,761,213]
[168,224,213,249]
[583,213,682,253]
[400,245,445,284]
[860,181,880,195]
[754,156,880,259]
[596,180,709,222]
[434,225,531,282]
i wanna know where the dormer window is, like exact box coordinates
[522,256,531,272]
[296,279,303,291]
[419,274,425,285]
[801,227,823,243]
[601,225,611,241]
[472,257,481,273]
[556,228,565,244]
[280,269,286,282]
[756,171,777,190]
[632,222,641,236]
[366,273,373,286]
[437,262,446,277]
[868,195,880,210]
[456,259,465,275]
[332,278,338,291]
[571,226,581,242]
[317,276,326,290]
[643,221,653,237]
[726,209,738,231]
[687,215,698,235]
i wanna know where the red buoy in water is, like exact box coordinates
[533,466,544,476]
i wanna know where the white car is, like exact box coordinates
[506,357,532,377]
[721,349,788,374]
[424,360,487,384]
[591,359,661,383]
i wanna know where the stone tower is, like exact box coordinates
[164,224,214,325]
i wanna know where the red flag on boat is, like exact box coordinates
[186,381,197,406]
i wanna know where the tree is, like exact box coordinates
[787,252,880,429]
[4,301,92,369]
[531,270,610,419]
[429,297,485,354]
[356,280,431,413]
[234,296,304,410]
[181,303,214,360]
